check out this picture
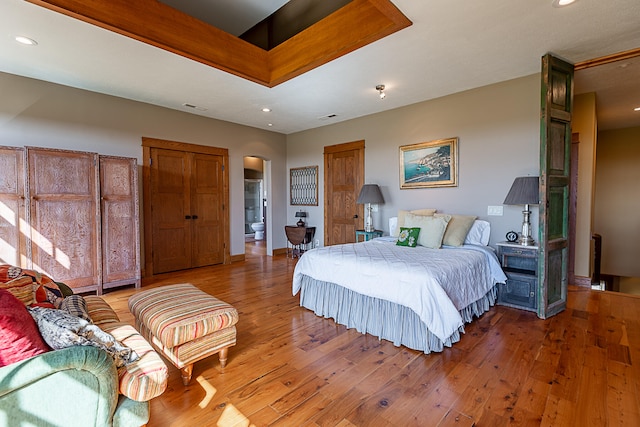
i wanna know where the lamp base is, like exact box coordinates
[517,235,535,246]
[296,219,305,227]
[364,203,374,232]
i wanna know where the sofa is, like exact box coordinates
[0,267,169,427]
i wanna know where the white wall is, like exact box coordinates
[287,74,542,248]
[0,72,288,258]
[572,93,598,279]
[594,126,640,277]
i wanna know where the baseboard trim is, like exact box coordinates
[230,254,245,263]
[573,276,591,287]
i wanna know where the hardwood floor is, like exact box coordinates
[102,245,640,426]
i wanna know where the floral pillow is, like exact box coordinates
[396,227,420,247]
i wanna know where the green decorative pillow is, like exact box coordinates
[404,213,451,248]
[396,227,420,247]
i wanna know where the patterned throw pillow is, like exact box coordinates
[59,295,92,322]
[28,306,138,368]
[396,227,420,247]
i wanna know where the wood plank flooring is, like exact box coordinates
[102,242,640,426]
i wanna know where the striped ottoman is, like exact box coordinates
[128,283,238,386]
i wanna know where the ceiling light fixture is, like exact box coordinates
[262,107,271,112]
[376,84,386,99]
[552,0,576,7]
[634,107,640,112]
[182,103,207,111]
[14,36,38,46]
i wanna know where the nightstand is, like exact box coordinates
[355,229,383,242]
[496,242,539,312]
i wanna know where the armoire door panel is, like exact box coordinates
[30,199,99,288]
[100,156,140,288]
[0,147,27,267]
[27,148,100,292]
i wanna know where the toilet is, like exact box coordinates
[251,222,265,240]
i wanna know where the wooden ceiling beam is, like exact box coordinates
[27,0,411,87]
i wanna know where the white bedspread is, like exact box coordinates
[292,238,507,342]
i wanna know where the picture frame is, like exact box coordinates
[399,137,458,189]
[290,165,318,205]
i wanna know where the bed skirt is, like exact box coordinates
[298,274,498,354]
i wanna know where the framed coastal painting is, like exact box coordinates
[399,137,458,189]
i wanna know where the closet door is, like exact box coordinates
[150,148,192,274]
[191,153,224,267]
[27,147,100,293]
[0,146,27,267]
[100,155,140,289]
[149,147,225,274]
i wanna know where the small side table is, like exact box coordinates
[355,229,383,242]
[496,242,539,312]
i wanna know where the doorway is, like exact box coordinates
[244,156,267,252]
[574,49,640,296]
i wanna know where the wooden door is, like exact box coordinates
[0,146,27,267]
[150,148,192,274]
[538,53,574,319]
[27,147,100,292]
[100,155,140,289]
[324,140,364,246]
[191,153,224,267]
[148,144,227,274]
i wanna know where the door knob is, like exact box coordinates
[185,215,192,219]
[353,214,359,219]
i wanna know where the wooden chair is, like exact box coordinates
[285,226,308,258]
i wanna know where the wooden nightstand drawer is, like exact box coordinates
[498,271,537,311]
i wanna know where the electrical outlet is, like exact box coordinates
[315,239,320,247]
[372,204,379,212]
[487,205,503,216]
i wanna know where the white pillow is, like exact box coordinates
[404,213,451,248]
[464,220,491,246]
[389,217,398,237]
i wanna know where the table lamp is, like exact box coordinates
[295,210,307,227]
[503,176,539,246]
[356,184,385,232]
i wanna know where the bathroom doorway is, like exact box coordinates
[244,156,266,245]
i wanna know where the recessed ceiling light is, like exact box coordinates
[552,0,576,7]
[268,123,273,127]
[14,36,38,46]
[634,107,640,112]
[262,108,271,113]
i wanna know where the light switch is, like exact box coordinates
[487,205,503,216]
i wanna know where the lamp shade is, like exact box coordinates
[356,184,385,204]
[295,211,307,218]
[503,176,539,205]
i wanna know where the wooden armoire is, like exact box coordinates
[0,146,140,294]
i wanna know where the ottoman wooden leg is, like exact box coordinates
[219,347,229,368]
[181,364,193,386]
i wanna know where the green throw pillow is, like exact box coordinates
[396,227,420,247]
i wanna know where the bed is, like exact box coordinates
[292,215,507,354]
